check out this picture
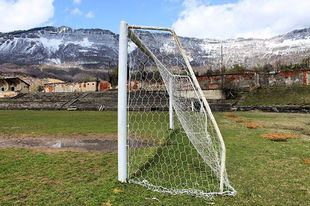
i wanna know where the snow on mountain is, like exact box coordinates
[0,26,309,80]
[129,28,310,71]
[0,26,119,68]
[177,28,310,69]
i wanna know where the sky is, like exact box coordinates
[0,0,310,39]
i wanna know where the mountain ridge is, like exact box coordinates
[0,26,310,81]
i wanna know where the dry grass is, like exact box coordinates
[261,132,297,141]
[1,111,309,205]
[225,113,238,118]
[234,118,248,123]
[243,122,264,129]
[113,188,122,194]
[303,159,310,164]
[238,112,310,140]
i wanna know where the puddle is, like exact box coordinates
[0,138,155,152]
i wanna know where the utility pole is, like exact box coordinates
[220,45,224,89]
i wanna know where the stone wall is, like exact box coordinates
[197,70,310,91]
[239,106,310,113]
[126,70,310,92]
[259,71,310,87]
[0,90,234,112]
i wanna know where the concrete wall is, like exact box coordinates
[127,80,166,91]
[0,91,18,98]
[259,70,310,87]
[126,70,309,94]
[198,73,259,91]
[127,80,225,99]
[178,90,225,100]
[198,70,310,91]
[0,90,234,112]
[44,81,111,93]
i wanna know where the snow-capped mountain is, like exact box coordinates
[189,28,310,69]
[127,28,310,74]
[0,26,309,81]
[0,26,118,68]
[157,28,310,69]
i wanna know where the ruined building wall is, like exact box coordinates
[198,70,310,91]
[44,81,112,93]
[42,70,309,94]
[127,70,310,93]
[0,78,30,98]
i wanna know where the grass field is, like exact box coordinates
[0,110,118,135]
[242,86,310,106]
[0,110,309,205]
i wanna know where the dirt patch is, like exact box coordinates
[261,132,297,141]
[243,122,264,129]
[29,147,88,154]
[0,136,155,152]
[0,133,117,140]
[2,195,12,201]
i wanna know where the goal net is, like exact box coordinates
[118,22,236,199]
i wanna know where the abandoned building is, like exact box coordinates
[0,77,30,98]
[44,80,112,93]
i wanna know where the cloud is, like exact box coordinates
[172,0,310,39]
[73,0,81,5]
[0,0,54,32]
[71,7,82,15]
[85,11,94,18]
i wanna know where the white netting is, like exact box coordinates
[127,26,236,198]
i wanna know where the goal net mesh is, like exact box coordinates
[127,27,236,198]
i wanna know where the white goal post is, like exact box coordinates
[118,21,236,198]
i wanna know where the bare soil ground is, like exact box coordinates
[0,133,117,140]
[0,134,154,153]
[0,134,117,152]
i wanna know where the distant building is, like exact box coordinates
[0,77,30,98]
[44,80,112,93]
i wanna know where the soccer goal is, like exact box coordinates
[118,21,236,198]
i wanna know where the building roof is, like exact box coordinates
[0,77,30,86]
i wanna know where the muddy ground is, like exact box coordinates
[0,134,154,152]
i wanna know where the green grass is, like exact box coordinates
[0,111,310,205]
[0,110,117,135]
[128,129,221,195]
[242,86,310,106]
